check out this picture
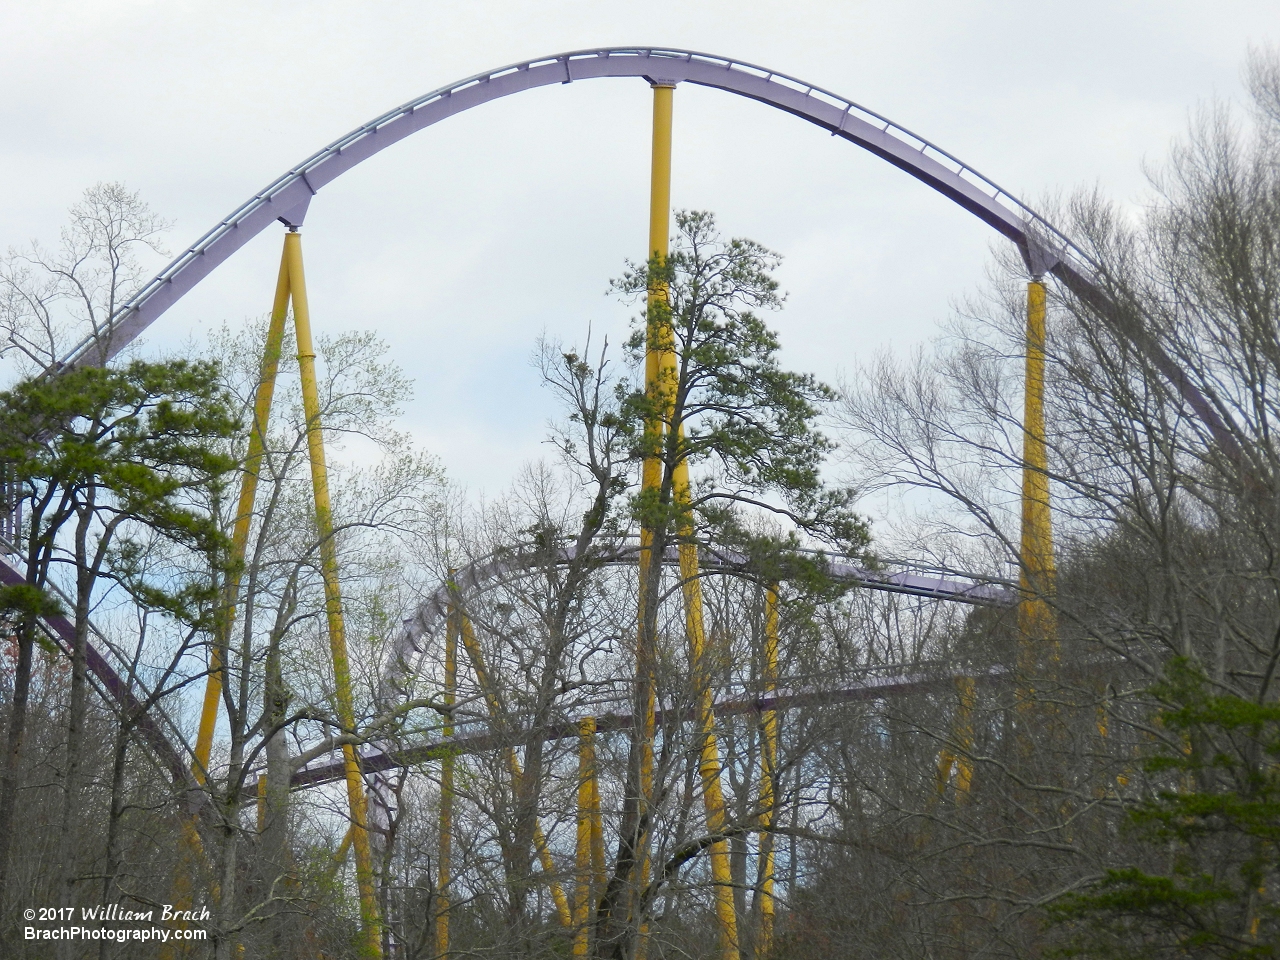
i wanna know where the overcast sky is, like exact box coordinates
[2,1,1276,501]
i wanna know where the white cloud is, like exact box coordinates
[1,0,1274,491]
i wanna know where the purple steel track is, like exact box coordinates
[0,555,199,799]
[308,544,1012,799]
[33,46,1243,795]
[386,543,1011,700]
[293,664,1009,791]
[52,47,1240,463]
[63,44,1058,372]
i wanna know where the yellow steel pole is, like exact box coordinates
[1019,279,1057,649]
[458,614,573,927]
[164,238,294,960]
[646,76,734,954]
[674,453,740,960]
[324,827,356,885]
[754,587,780,960]
[161,821,203,960]
[436,598,459,960]
[634,80,675,960]
[934,750,957,797]
[934,677,976,798]
[754,589,782,959]
[191,243,292,783]
[587,728,607,894]
[285,231,382,959]
[335,826,355,865]
[573,717,597,957]
[953,677,976,795]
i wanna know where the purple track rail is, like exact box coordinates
[0,555,199,801]
[292,664,1009,790]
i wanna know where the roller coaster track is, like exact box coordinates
[52,47,1241,465]
[292,663,1010,791]
[53,48,1091,368]
[386,540,1012,698]
[381,541,1011,711]
[17,45,1239,810]
[0,553,201,807]
[0,536,1007,807]
[270,542,1014,793]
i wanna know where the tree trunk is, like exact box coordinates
[55,562,93,960]
[260,627,292,957]
[0,522,57,913]
[214,756,243,960]
[98,722,131,960]
[594,535,666,960]
[0,619,35,912]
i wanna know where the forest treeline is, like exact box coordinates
[0,51,1278,960]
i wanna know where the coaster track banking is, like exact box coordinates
[16,45,1219,824]
[55,48,1239,461]
[289,543,1013,793]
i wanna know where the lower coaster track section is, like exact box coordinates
[291,663,1011,791]
[0,553,199,804]
[272,541,1013,956]
[290,541,1011,790]
[0,541,1009,806]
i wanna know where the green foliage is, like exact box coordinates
[0,359,238,507]
[1050,658,1280,958]
[611,210,869,557]
[0,583,63,654]
[0,583,62,620]
[0,358,240,622]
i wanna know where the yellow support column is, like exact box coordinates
[165,238,294,959]
[934,678,977,797]
[457,614,573,927]
[436,598,459,960]
[573,717,597,957]
[334,826,355,868]
[285,230,382,959]
[934,750,956,798]
[589,740,607,894]
[754,588,780,960]
[1019,279,1057,648]
[634,81,676,957]
[638,76,737,955]
[674,454,740,960]
[191,244,292,783]
[954,677,976,795]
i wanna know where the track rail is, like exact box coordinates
[381,541,1011,712]
[304,543,1012,799]
[55,45,1240,462]
[0,555,200,805]
[27,45,1246,804]
[58,46,1053,372]
[292,663,1009,791]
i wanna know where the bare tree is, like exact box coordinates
[0,182,168,373]
[193,319,443,959]
[815,48,1280,960]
